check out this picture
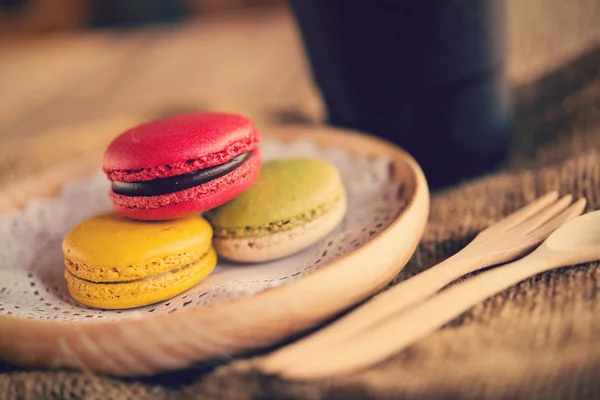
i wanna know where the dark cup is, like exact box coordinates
[288,0,513,189]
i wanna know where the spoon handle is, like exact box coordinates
[259,251,483,372]
[273,250,558,380]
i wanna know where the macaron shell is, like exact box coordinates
[214,196,347,263]
[110,150,261,221]
[62,213,213,268]
[65,247,217,309]
[103,112,260,176]
[64,245,208,283]
[205,158,345,233]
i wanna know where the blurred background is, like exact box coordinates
[0,0,281,34]
[0,0,329,145]
[1,0,600,189]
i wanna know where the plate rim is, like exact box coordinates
[0,123,430,376]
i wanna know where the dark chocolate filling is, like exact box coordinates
[111,152,251,197]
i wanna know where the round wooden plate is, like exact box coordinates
[0,123,429,377]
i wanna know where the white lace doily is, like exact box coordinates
[0,138,405,322]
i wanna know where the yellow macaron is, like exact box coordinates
[62,212,216,309]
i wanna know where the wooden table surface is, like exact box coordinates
[1,0,600,190]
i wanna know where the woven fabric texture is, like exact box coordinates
[2,46,600,400]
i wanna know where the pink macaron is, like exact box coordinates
[103,112,261,221]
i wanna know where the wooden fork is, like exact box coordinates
[258,191,586,376]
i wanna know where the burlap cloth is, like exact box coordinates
[2,44,600,400]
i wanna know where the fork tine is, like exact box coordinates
[522,194,573,233]
[530,198,587,240]
[494,191,559,230]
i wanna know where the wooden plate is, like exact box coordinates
[0,123,429,376]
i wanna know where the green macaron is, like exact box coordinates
[204,157,347,263]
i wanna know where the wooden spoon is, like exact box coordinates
[271,207,600,380]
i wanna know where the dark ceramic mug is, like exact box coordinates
[288,0,513,189]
